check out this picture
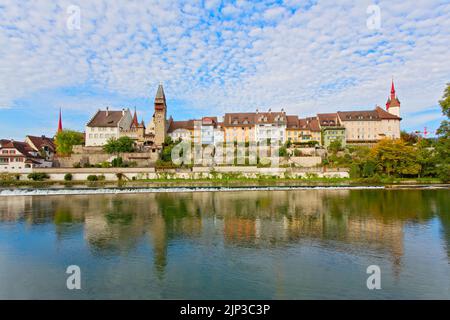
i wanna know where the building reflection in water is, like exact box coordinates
[0,189,448,277]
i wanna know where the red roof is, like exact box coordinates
[26,135,55,153]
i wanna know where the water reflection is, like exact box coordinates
[1,189,448,279]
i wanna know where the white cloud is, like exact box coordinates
[0,0,448,133]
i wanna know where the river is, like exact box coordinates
[0,188,449,299]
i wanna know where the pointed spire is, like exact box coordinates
[57,108,63,133]
[155,83,166,102]
[391,77,396,95]
[132,106,139,126]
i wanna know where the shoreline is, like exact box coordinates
[0,179,448,196]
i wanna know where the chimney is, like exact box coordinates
[122,108,125,116]
[106,106,109,117]
[256,108,259,114]
[268,108,272,114]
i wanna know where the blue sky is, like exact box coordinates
[0,0,449,139]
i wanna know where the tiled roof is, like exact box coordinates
[223,112,286,127]
[167,120,196,133]
[375,106,401,120]
[337,107,401,121]
[306,117,321,132]
[223,112,256,127]
[317,113,340,127]
[0,140,37,158]
[87,110,125,127]
[26,135,55,152]
[286,116,299,128]
[337,110,380,121]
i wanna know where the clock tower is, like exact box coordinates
[154,84,167,147]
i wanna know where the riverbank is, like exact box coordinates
[0,176,446,190]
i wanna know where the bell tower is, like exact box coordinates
[154,83,167,146]
[386,79,401,117]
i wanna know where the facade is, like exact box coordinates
[337,107,401,144]
[286,116,321,145]
[82,80,402,150]
[254,110,287,143]
[153,84,167,146]
[317,113,346,148]
[0,139,52,172]
[223,112,256,143]
[221,110,287,144]
[25,135,56,161]
[85,108,133,147]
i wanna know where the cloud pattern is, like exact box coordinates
[0,0,449,136]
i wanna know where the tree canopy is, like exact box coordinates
[54,130,84,156]
[103,136,135,154]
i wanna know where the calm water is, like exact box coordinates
[0,188,449,299]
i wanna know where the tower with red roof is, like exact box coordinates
[57,108,63,133]
[386,79,401,117]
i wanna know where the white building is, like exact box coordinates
[0,139,52,173]
[85,108,133,147]
[254,110,287,144]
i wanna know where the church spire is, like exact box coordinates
[386,78,401,117]
[57,108,63,133]
[132,107,139,126]
[390,78,396,99]
[155,83,166,104]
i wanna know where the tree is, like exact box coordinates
[55,130,84,156]
[439,83,450,119]
[328,139,343,154]
[435,83,450,182]
[400,130,419,145]
[103,136,135,154]
[370,139,420,177]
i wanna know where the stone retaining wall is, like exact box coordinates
[16,166,349,181]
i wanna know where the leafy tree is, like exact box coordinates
[370,139,420,177]
[163,136,173,146]
[54,130,84,156]
[328,139,343,154]
[103,136,135,154]
[416,139,437,177]
[435,83,450,182]
[400,130,419,145]
[438,83,450,119]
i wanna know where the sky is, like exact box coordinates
[0,0,449,140]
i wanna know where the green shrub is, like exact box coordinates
[27,172,50,181]
[73,162,81,168]
[294,149,302,156]
[111,157,123,167]
[64,173,73,181]
[87,175,98,182]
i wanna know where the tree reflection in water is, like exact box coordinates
[0,189,449,278]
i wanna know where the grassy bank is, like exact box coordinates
[0,176,446,189]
